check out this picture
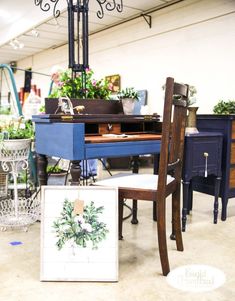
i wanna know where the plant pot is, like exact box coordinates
[0,139,31,161]
[45,98,123,115]
[47,171,67,185]
[121,98,135,115]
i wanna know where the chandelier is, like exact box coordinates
[34,1,124,75]
[34,0,124,19]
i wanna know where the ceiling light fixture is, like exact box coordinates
[9,39,24,50]
[31,28,40,37]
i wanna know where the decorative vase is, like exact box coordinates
[185,106,199,135]
[121,98,135,115]
[45,98,123,115]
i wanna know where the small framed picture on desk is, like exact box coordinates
[105,74,121,93]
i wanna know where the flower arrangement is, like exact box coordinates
[117,87,139,100]
[188,85,197,106]
[49,68,113,100]
[53,199,109,251]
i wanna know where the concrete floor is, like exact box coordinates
[1,166,235,301]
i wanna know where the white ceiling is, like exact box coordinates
[0,0,183,64]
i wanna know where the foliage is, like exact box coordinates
[39,105,45,113]
[213,100,235,114]
[53,199,109,251]
[46,165,65,174]
[117,87,138,100]
[0,107,11,115]
[0,117,34,140]
[188,85,197,106]
[49,68,112,100]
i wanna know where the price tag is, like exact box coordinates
[73,199,84,215]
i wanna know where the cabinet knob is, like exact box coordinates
[203,152,209,177]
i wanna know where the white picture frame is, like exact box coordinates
[40,186,118,282]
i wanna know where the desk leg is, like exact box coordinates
[221,196,228,221]
[187,181,193,214]
[36,154,48,185]
[131,156,139,224]
[182,181,190,232]
[70,160,81,185]
[213,176,221,224]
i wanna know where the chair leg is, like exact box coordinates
[118,197,124,240]
[172,185,184,252]
[157,197,170,276]
[131,200,138,224]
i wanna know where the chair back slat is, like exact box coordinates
[158,77,189,193]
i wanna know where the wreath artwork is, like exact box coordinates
[53,199,109,251]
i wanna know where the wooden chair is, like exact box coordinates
[94,77,189,276]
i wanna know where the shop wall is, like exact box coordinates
[11,0,235,114]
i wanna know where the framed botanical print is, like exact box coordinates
[40,186,118,281]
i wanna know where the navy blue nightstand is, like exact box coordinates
[182,132,223,231]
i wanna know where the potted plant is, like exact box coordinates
[46,165,68,185]
[46,68,123,114]
[117,87,139,115]
[0,118,34,161]
[213,99,235,114]
[0,118,38,230]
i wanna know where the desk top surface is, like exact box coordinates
[85,133,162,143]
[32,114,160,123]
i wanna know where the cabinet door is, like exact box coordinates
[190,137,222,176]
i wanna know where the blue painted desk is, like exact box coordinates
[33,114,162,187]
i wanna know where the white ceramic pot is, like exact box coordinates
[122,98,135,115]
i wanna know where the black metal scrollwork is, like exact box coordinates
[35,0,123,19]
[96,0,123,19]
[34,0,61,18]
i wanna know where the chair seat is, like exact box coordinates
[95,173,175,190]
